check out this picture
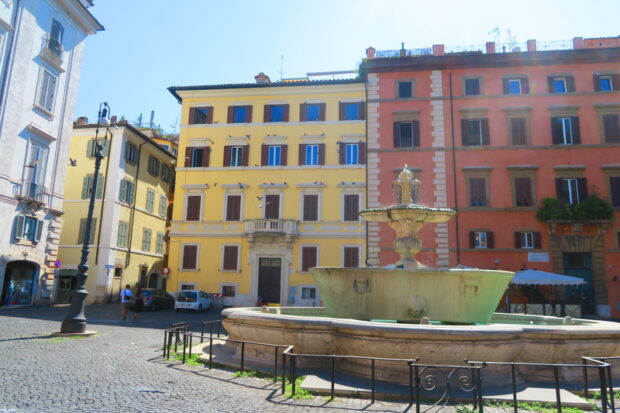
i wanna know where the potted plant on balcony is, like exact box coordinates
[536,194,614,235]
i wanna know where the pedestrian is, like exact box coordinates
[133,288,144,320]
[120,284,132,320]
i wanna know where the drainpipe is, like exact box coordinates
[448,72,461,264]
[94,126,114,264]
[364,79,369,265]
[125,141,147,270]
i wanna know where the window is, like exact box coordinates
[23,142,48,200]
[117,222,128,247]
[595,74,618,92]
[464,78,481,96]
[264,104,289,122]
[551,117,580,145]
[77,218,97,244]
[161,164,173,182]
[397,81,413,98]
[343,247,359,267]
[548,76,575,93]
[185,146,210,168]
[303,144,319,165]
[268,145,280,165]
[300,103,325,121]
[339,143,363,165]
[86,139,110,158]
[228,105,252,123]
[556,178,587,205]
[393,121,420,147]
[159,195,167,217]
[142,228,151,252]
[339,102,365,121]
[470,231,493,249]
[180,283,196,290]
[302,287,316,299]
[14,215,43,242]
[223,245,239,271]
[602,114,620,143]
[222,285,236,297]
[81,174,104,200]
[147,155,160,176]
[503,77,529,95]
[36,69,57,112]
[301,246,318,272]
[185,195,202,221]
[509,118,528,145]
[226,195,241,221]
[514,177,533,207]
[468,178,487,207]
[261,144,287,166]
[140,190,154,214]
[223,145,248,167]
[264,194,280,219]
[461,119,489,146]
[48,20,64,57]
[124,142,138,163]
[343,194,360,221]
[188,107,213,124]
[156,232,164,254]
[118,179,135,204]
[515,231,541,249]
[302,194,319,221]
[298,143,325,166]
[609,177,620,207]
[182,245,198,270]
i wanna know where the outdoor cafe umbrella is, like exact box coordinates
[511,269,586,286]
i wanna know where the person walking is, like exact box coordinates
[133,289,144,320]
[120,284,133,320]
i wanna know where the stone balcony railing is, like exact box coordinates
[243,219,298,242]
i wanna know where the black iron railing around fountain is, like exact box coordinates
[162,322,617,412]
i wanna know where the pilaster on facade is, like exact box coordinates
[366,74,381,264]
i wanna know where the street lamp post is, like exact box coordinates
[60,102,110,333]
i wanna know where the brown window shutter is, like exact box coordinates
[566,76,575,92]
[202,147,211,167]
[227,106,233,123]
[514,232,522,248]
[344,247,359,268]
[339,142,345,164]
[571,117,581,144]
[487,232,495,249]
[241,145,249,166]
[359,142,366,164]
[319,103,326,121]
[302,246,317,272]
[223,146,231,166]
[186,196,201,221]
[344,194,359,221]
[223,246,238,270]
[556,179,568,203]
[338,102,345,120]
[303,194,318,221]
[534,232,542,249]
[261,144,268,166]
[299,103,307,121]
[226,195,241,221]
[265,194,279,219]
[206,107,213,124]
[610,177,620,207]
[318,143,325,165]
[502,78,509,94]
[245,106,253,123]
[412,120,420,146]
[184,147,192,167]
[461,119,470,145]
[281,144,288,166]
[613,75,620,91]
[551,117,563,144]
[481,119,490,145]
[298,144,306,165]
[183,245,197,269]
[514,177,532,206]
[577,178,588,201]
[188,108,196,125]
[603,114,620,142]
[283,104,289,122]
[263,105,271,122]
[547,77,555,93]
[511,118,527,145]
[521,77,529,93]
[393,122,401,147]
[469,231,475,248]
[359,102,366,120]
[593,74,601,91]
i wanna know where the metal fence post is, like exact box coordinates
[282,352,287,395]
[209,336,213,369]
[607,365,615,412]
[292,355,297,396]
[273,347,278,383]
[182,331,187,364]
[240,342,245,373]
[553,366,562,413]
[408,361,414,406]
[511,364,518,413]
[162,330,167,358]
[331,355,335,400]
[188,333,193,358]
[200,322,205,344]
[371,358,375,404]
[583,359,589,398]
[477,368,484,413]
[415,364,421,413]
[600,366,609,413]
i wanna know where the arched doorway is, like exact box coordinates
[1,261,37,306]
[148,273,159,289]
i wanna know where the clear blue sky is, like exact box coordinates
[75,0,620,133]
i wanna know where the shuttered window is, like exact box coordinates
[610,177,620,207]
[182,245,198,270]
[301,246,318,272]
[142,228,152,252]
[264,104,289,122]
[514,177,533,207]
[464,78,480,96]
[343,194,359,221]
[81,174,104,199]
[261,144,287,166]
[118,179,135,204]
[398,81,413,98]
[188,106,213,124]
[223,146,248,167]
[603,114,620,143]
[470,231,494,249]
[343,247,359,268]
[503,77,529,94]
[393,121,420,147]
[147,155,160,176]
[302,194,319,221]
[78,218,97,244]
[124,142,138,163]
[300,103,326,121]
[86,139,110,158]
[514,232,542,249]
[461,119,489,146]
[117,222,128,247]
[468,178,487,207]
[223,246,239,270]
[548,76,575,93]
[594,74,619,92]
[159,195,167,217]
[156,233,164,254]
[226,195,241,221]
[555,178,587,205]
[509,118,528,145]
[339,102,366,120]
[14,215,43,242]
[145,189,155,212]
[228,105,252,123]
[551,117,580,145]
[185,195,202,221]
[264,195,280,219]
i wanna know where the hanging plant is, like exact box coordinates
[536,194,614,222]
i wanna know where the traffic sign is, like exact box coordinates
[105,264,114,269]
[162,266,170,275]
[54,259,61,268]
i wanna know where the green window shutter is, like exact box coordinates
[95,174,104,199]
[86,140,94,157]
[81,176,91,199]
[119,180,127,202]
[78,218,86,243]
[34,220,44,242]
[89,218,97,244]
[128,182,135,204]
[102,140,110,157]
[14,215,25,239]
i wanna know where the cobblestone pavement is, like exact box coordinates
[0,304,501,413]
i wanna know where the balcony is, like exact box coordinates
[15,181,45,209]
[243,219,298,243]
[39,36,63,69]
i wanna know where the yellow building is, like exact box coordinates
[57,120,175,304]
[167,73,366,306]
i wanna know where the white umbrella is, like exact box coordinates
[511,269,586,286]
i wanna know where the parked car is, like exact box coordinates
[174,290,211,312]
[141,288,175,311]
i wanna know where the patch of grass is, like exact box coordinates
[44,335,89,344]
[586,390,620,400]
[484,400,586,413]
[282,375,312,399]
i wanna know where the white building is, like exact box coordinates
[0,0,102,306]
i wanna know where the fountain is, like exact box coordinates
[222,167,620,384]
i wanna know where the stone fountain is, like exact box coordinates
[312,166,513,323]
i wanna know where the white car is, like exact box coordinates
[174,290,212,312]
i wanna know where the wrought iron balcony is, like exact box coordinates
[16,181,45,209]
[39,35,63,67]
[243,219,298,242]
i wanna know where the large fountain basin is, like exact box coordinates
[311,267,514,324]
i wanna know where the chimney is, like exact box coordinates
[432,44,445,56]
[366,46,376,59]
[76,116,88,125]
[485,42,496,54]
[526,39,537,52]
[254,72,271,84]
[110,115,117,124]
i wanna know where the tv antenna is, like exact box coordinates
[279,55,284,81]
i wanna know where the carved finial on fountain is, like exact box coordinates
[392,165,421,205]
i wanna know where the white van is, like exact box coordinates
[174,290,212,312]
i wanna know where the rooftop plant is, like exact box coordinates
[536,194,614,222]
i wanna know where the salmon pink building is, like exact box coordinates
[365,36,620,319]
